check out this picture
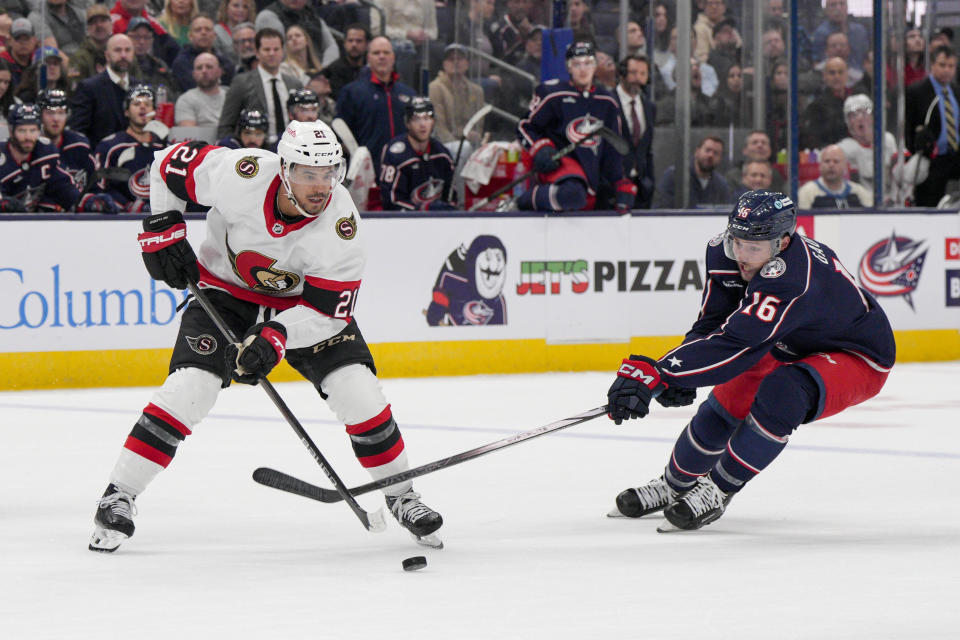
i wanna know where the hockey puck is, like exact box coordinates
[402,556,427,572]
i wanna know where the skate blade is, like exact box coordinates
[607,508,629,518]
[88,527,129,552]
[412,532,444,550]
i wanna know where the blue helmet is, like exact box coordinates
[725,189,797,259]
[37,88,69,112]
[238,108,268,132]
[8,103,42,128]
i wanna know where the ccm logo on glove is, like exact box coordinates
[617,360,660,385]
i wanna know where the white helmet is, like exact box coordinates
[843,94,873,121]
[277,120,346,217]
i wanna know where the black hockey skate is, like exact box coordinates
[386,490,444,549]
[662,475,733,531]
[88,484,137,553]
[609,475,678,518]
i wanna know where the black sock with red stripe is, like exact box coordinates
[123,403,193,469]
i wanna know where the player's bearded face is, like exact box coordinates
[288,163,341,214]
[240,129,266,148]
[11,124,39,154]
[727,236,777,281]
[407,113,433,143]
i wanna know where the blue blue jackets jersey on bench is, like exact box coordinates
[0,139,80,211]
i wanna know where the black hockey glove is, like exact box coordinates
[137,210,199,290]
[225,321,288,385]
[533,146,560,173]
[655,385,696,408]
[0,195,25,212]
[607,355,667,424]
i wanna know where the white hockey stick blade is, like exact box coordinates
[331,117,359,156]
[367,507,388,532]
[462,103,493,138]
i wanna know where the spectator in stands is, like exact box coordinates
[256,0,339,68]
[336,35,416,170]
[838,94,896,204]
[215,106,267,148]
[615,53,656,209]
[278,24,321,86]
[726,130,785,192]
[428,43,484,146]
[707,18,741,72]
[514,24,543,80]
[0,59,15,122]
[886,27,926,90]
[217,27,300,140]
[693,0,741,65]
[653,135,733,208]
[496,0,536,65]
[158,0,196,47]
[68,33,137,145]
[812,0,869,71]
[715,61,751,127]
[800,57,852,150]
[767,57,789,151]
[652,2,673,73]
[230,22,256,73]
[14,46,69,103]
[2,17,37,87]
[174,52,225,126]
[655,59,725,126]
[595,51,617,91]
[801,31,865,93]
[566,0,594,47]
[735,159,774,196]
[797,144,872,208]
[761,20,786,64]
[305,72,335,125]
[378,96,456,211]
[171,14,234,91]
[95,84,167,212]
[110,0,181,65]
[379,0,440,85]
[322,23,367,99]
[657,26,718,97]
[0,1,29,20]
[213,0,254,62]
[27,0,85,57]
[37,88,96,192]
[127,17,179,99]
[626,21,646,57]
[930,27,954,51]
[905,45,960,207]
[67,4,113,86]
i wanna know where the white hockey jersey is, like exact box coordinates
[150,141,364,349]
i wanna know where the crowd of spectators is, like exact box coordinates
[0,0,955,212]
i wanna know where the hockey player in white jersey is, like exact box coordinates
[89,119,443,552]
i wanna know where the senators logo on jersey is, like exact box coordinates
[226,232,301,293]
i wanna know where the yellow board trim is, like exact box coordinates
[2,330,957,391]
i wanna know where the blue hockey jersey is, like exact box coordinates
[659,233,896,388]
[517,79,625,193]
[0,139,79,211]
[53,129,96,192]
[95,131,166,212]
[378,135,454,210]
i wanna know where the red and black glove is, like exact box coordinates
[225,321,287,385]
[614,178,637,213]
[137,210,199,290]
[531,139,559,173]
[607,355,667,424]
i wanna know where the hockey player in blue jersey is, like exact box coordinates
[0,103,116,212]
[287,88,321,123]
[215,108,269,150]
[95,85,167,213]
[606,190,896,530]
[516,41,635,213]
[378,96,456,211]
[425,235,507,326]
[38,89,97,194]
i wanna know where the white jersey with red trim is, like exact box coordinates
[150,141,364,349]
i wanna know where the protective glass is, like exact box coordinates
[723,232,779,263]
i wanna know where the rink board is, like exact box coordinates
[1,211,958,389]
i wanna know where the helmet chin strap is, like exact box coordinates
[280,160,327,218]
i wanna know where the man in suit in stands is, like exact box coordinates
[905,45,960,207]
[68,33,137,146]
[217,28,302,142]
[613,54,656,209]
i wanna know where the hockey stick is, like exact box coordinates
[331,118,360,156]
[253,405,610,503]
[446,103,493,201]
[185,281,387,532]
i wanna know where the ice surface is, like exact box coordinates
[1,363,958,639]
